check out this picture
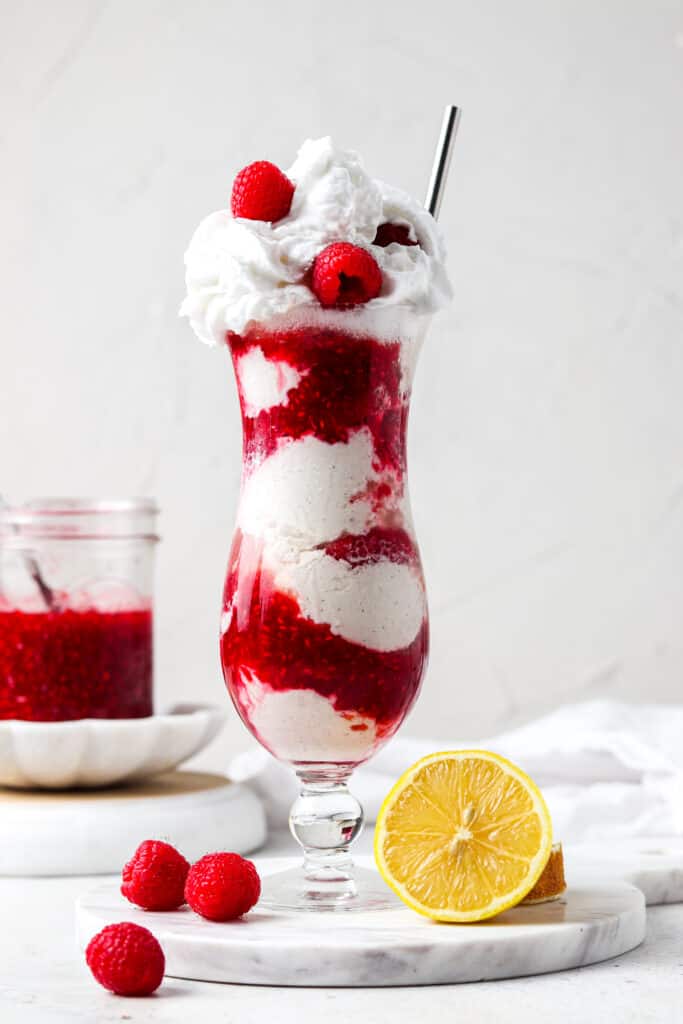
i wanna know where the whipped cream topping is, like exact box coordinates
[181,137,452,343]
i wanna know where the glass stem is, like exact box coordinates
[289,768,364,892]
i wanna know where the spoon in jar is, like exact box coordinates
[0,495,57,611]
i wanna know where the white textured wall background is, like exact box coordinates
[2,0,683,765]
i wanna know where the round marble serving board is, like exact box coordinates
[76,856,645,987]
[566,837,683,906]
[0,771,266,876]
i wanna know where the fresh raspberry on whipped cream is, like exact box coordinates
[373,222,418,248]
[311,242,382,308]
[231,160,295,222]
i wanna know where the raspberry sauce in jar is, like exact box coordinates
[0,499,158,721]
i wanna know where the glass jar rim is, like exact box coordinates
[0,497,159,541]
[13,497,158,514]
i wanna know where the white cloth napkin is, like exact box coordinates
[229,700,683,841]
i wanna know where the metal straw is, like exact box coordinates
[0,495,57,610]
[425,105,461,219]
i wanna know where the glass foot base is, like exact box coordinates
[260,865,399,914]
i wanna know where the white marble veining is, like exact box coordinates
[0,771,266,877]
[0,704,225,788]
[75,856,645,987]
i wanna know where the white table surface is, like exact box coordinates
[1,830,682,1024]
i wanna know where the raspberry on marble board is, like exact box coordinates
[121,839,190,912]
[185,852,261,922]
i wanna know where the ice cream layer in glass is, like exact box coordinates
[182,137,451,910]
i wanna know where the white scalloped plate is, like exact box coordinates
[0,704,226,789]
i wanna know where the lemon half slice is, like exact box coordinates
[374,750,553,922]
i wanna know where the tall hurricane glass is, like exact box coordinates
[220,307,429,911]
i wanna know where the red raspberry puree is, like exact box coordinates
[220,320,428,765]
[230,325,408,473]
[0,605,153,721]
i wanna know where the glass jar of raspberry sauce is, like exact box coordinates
[0,499,158,721]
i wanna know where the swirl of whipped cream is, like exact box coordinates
[181,137,452,344]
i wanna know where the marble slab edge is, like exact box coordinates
[75,879,646,987]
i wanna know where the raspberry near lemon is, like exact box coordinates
[374,750,553,922]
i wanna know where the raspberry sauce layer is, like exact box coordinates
[322,526,418,567]
[0,606,153,721]
[221,551,428,753]
[230,326,408,474]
